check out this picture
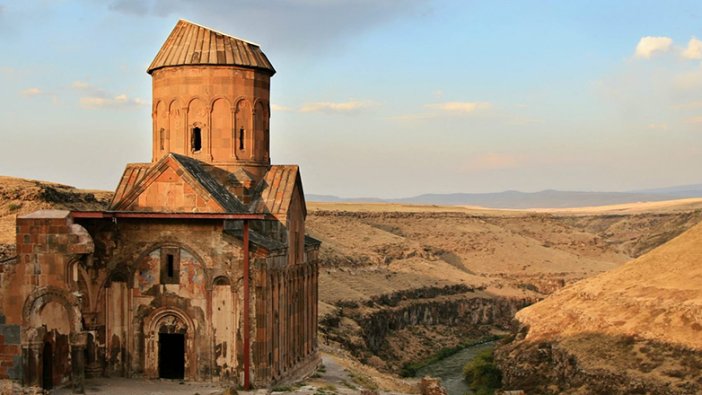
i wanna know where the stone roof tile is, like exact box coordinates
[148,19,275,75]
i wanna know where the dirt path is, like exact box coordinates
[52,377,227,395]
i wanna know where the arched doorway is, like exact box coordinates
[159,332,185,379]
[42,342,53,390]
[143,307,195,380]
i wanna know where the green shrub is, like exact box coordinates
[463,348,502,393]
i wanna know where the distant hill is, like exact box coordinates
[308,184,702,209]
[0,176,112,246]
[497,219,702,393]
[631,183,702,197]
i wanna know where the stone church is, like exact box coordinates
[0,19,320,392]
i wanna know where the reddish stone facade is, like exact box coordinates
[0,20,320,392]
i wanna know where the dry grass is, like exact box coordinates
[517,219,702,351]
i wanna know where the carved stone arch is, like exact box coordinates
[152,99,163,116]
[104,267,131,287]
[142,306,197,379]
[252,98,263,112]
[234,97,253,159]
[65,258,94,312]
[23,286,82,336]
[155,99,169,152]
[64,256,81,289]
[186,95,208,109]
[188,97,208,153]
[209,96,231,110]
[167,98,185,153]
[212,275,231,287]
[169,97,182,110]
[94,265,132,329]
[210,97,234,161]
[232,95,247,107]
[145,307,195,335]
[78,269,93,312]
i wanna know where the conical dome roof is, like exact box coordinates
[147,19,275,75]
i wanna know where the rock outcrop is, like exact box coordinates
[321,285,532,372]
[419,376,448,395]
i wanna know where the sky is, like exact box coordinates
[1,0,702,198]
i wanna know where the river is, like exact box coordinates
[415,341,495,395]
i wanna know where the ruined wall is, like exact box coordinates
[1,211,93,389]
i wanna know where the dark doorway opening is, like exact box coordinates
[159,333,185,379]
[42,342,53,390]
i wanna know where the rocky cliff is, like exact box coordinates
[496,219,702,394]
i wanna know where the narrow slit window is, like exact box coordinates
[160,247,180,284]
[167,254,174,277]
[192,127,202,152]
[239,128,245,150]
[159,128,167,150]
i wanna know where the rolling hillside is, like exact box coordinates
[498,218,702,394]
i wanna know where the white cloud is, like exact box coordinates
[635,36,673,58]
[300,100,378,114]
[647,123,669,131]
[425,101,491,113]
[80,94,146,109]
[71,80,92,90]
[271,104,292,112]
[686,116,702,124]
[387,112,438,122]
[682,37,702,60]
[21,87,42,96]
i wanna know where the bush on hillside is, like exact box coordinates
[463,348,502,394]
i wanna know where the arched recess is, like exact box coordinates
[234,99,252,159]
[23,287,82,389]
[188,98,207,154]
[105,271,129,377]
[254,100,267,162]
[211,275,237,378]
[210,98,233,162]
[142,307,197,380]
[23,287,82,335]
[65,258,93,311]
[169,99,184,153]
[155,100,168,156]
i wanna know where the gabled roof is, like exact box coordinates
[173,154,248,212]
[147,19,275,75]
[109,155,304,222]
[250,165,306,220]
[110,153,247,213]
[111,163,150,206]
